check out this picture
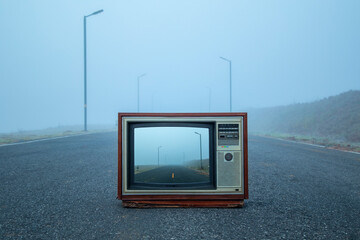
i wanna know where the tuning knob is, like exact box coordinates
[225,153,233,161]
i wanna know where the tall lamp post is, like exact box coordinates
[206,87,211,112]
[194,132,203,169]
[84,9,104,131]
[219,56,232,112]
[157,146,162,167]
[137,73,146,112]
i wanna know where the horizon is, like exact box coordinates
[0,89,358,134]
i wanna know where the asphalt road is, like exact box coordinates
[135,165,209,184]
[1,132,359,239]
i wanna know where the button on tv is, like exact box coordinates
[225,153,233,161]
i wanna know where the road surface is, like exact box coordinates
[1,132,359,239]
[135,165,209,183]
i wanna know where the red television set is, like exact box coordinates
[118,113,248,207]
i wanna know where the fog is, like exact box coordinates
[1,1,359,133]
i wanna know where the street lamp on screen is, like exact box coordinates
[157,146,162,167]
[194,132,203,169]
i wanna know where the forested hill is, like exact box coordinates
[248,90,360,142]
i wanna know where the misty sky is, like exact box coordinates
[1,1,359,132]
[134,127,209,166]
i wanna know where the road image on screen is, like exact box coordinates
[134,127,210,184]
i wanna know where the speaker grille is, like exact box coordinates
[217,151,241,187]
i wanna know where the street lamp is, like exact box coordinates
[157,146,162,167]
[206,87,211,112]
[83,9,104,131]
[219,56,232,112]
[194,132,203,169]
[137,73,146,112]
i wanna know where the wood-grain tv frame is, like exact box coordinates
[118,112,248,208]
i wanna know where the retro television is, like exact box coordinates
[118,113,248,207]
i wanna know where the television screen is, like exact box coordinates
[128,123,215,189]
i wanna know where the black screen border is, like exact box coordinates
[127,122,216,190]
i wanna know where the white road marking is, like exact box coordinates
[0,132,93,147]
[258,135,360,155]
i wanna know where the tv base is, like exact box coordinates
[122,200,244,208]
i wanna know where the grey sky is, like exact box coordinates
[1,1,359,132]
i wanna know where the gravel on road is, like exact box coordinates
[1,132,359,239]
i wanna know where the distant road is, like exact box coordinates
[0,132,359,239]
[135,165,209,183]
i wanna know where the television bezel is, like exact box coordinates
[118,112,248,204]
